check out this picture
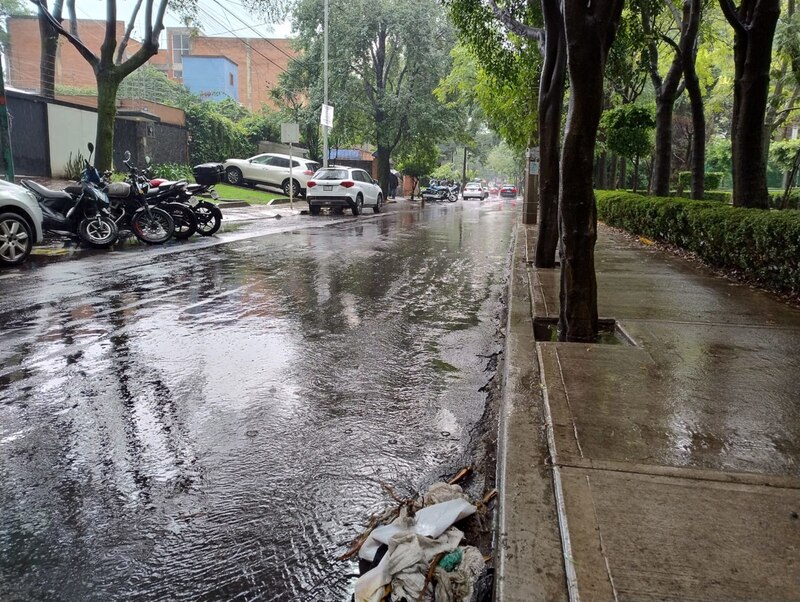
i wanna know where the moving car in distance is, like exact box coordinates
[223,153,321,197]
[499,184,518,198]
[306,166,384,216]
[462,182,488,200]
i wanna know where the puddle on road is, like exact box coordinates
[0,205,515,600]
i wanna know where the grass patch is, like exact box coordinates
[213,183,284,205]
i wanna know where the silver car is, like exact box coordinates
[0,180,44,266]
[306,167,384,216]
[462,182,488,200]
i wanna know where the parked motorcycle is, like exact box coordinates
[421,179,458,203]
[21,145,118,248]
[104,150,175,244]
[146,177,222,237]
[135,176,198,240]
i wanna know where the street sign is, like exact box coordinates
[281,122,300,144]
[528,146,540,176]
[320,104,334,128]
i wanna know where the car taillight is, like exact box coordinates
[303,170,313,175]
[307,181,317,187]
[341,181,355,188]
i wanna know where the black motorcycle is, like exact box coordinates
[21,146,118,248]
[105,151,175,245]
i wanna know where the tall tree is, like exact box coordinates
[719,0,781,208]
[38,0,64,99]
[35,0,169,170]
[293,0,455,195]
[559,0,624,341]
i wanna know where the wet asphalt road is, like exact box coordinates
[0,199,518,601]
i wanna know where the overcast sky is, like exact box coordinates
[75,0,295,40]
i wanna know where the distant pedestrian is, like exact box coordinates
[389,171,399,199]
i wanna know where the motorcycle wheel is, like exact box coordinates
[166,202,198,240]
[193,201,223,236]
[78,215,118,248]
[132,207,174,244]
[448,192,457,202]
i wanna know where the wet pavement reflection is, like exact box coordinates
[0,200,516,600]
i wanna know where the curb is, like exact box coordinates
[217,201,251,208]
[494,222,568,601]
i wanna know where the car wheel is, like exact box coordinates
[309,205,321,216]
[226,167,243,186]
[373,194,382,214]
[352,195,363,216]
[0,212,33,266]
[282,178,301,197]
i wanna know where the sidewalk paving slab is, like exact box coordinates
[499,221,800,601]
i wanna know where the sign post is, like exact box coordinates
[524,146,540,225]
[281,123,301,210]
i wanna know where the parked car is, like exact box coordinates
[462,182,488,200]
[500,184,518,198]
[0,180,44,266]
[489,185,499,196]
[223,153,321,197]
[306,167,383,216]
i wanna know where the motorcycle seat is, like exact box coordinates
[23,180,74,202]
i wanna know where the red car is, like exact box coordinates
[499,184,517,198]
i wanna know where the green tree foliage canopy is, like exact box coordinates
[600,104,656,160]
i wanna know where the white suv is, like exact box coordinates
[306,167,384,215]
[0,180,44,266]
[223,153,321,197]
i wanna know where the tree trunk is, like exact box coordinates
[39,0,64,99]
[596,150,608,189]
[535,0,567,269]
[609,153,618,189]
[376,143,390,197]
[633,156,640,193]
[619,157,627,189]
[685,51,705,199]
[95,72,119,172]
[723,0,780,208]
[559,0,623,342]
[643,5,684,196]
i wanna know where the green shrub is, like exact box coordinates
[595,190,800,294]
[769,191,800,210]
[152,163,193,181]
[670,190,731,202]
[706,172,724,189]
[677,171,724,190]
[64,150,86,180]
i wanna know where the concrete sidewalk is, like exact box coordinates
[497,222,800,601]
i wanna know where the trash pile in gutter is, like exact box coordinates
[341,468,497,602]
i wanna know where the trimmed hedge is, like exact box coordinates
[677,171,725,190]
[672,190,731,203]
[595,190,800,294]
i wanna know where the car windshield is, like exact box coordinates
[314,169,349,180]
[466,184,480,189]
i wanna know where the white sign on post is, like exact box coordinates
[281,122,300,144]
[320,104,334,128]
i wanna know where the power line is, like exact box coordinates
[207,0,297,64]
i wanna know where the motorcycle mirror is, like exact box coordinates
[87,142,94,153]
[123,150,131,162]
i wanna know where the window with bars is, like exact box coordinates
[171,33,190,66]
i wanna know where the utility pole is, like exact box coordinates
[322,0,329,168]
[0,60,14,182]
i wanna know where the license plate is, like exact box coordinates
[323,185,333,191]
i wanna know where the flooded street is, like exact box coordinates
[0,200,517,601]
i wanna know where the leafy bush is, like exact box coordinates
[595,190,800,294]
[677,171,725,190]
[64,150,85,180]
[152,163,193,181]
[185,103,258,164]
[672,190,731,203]
[706,172,724,189]
[769,190,800,210]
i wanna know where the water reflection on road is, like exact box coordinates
[0,200,517,600]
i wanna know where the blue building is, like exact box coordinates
[182,56,239,102]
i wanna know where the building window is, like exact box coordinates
[229,72,234,86]
[173,68,182,82]
[171,33,190,65]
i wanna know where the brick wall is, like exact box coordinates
[7,16,125,92]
